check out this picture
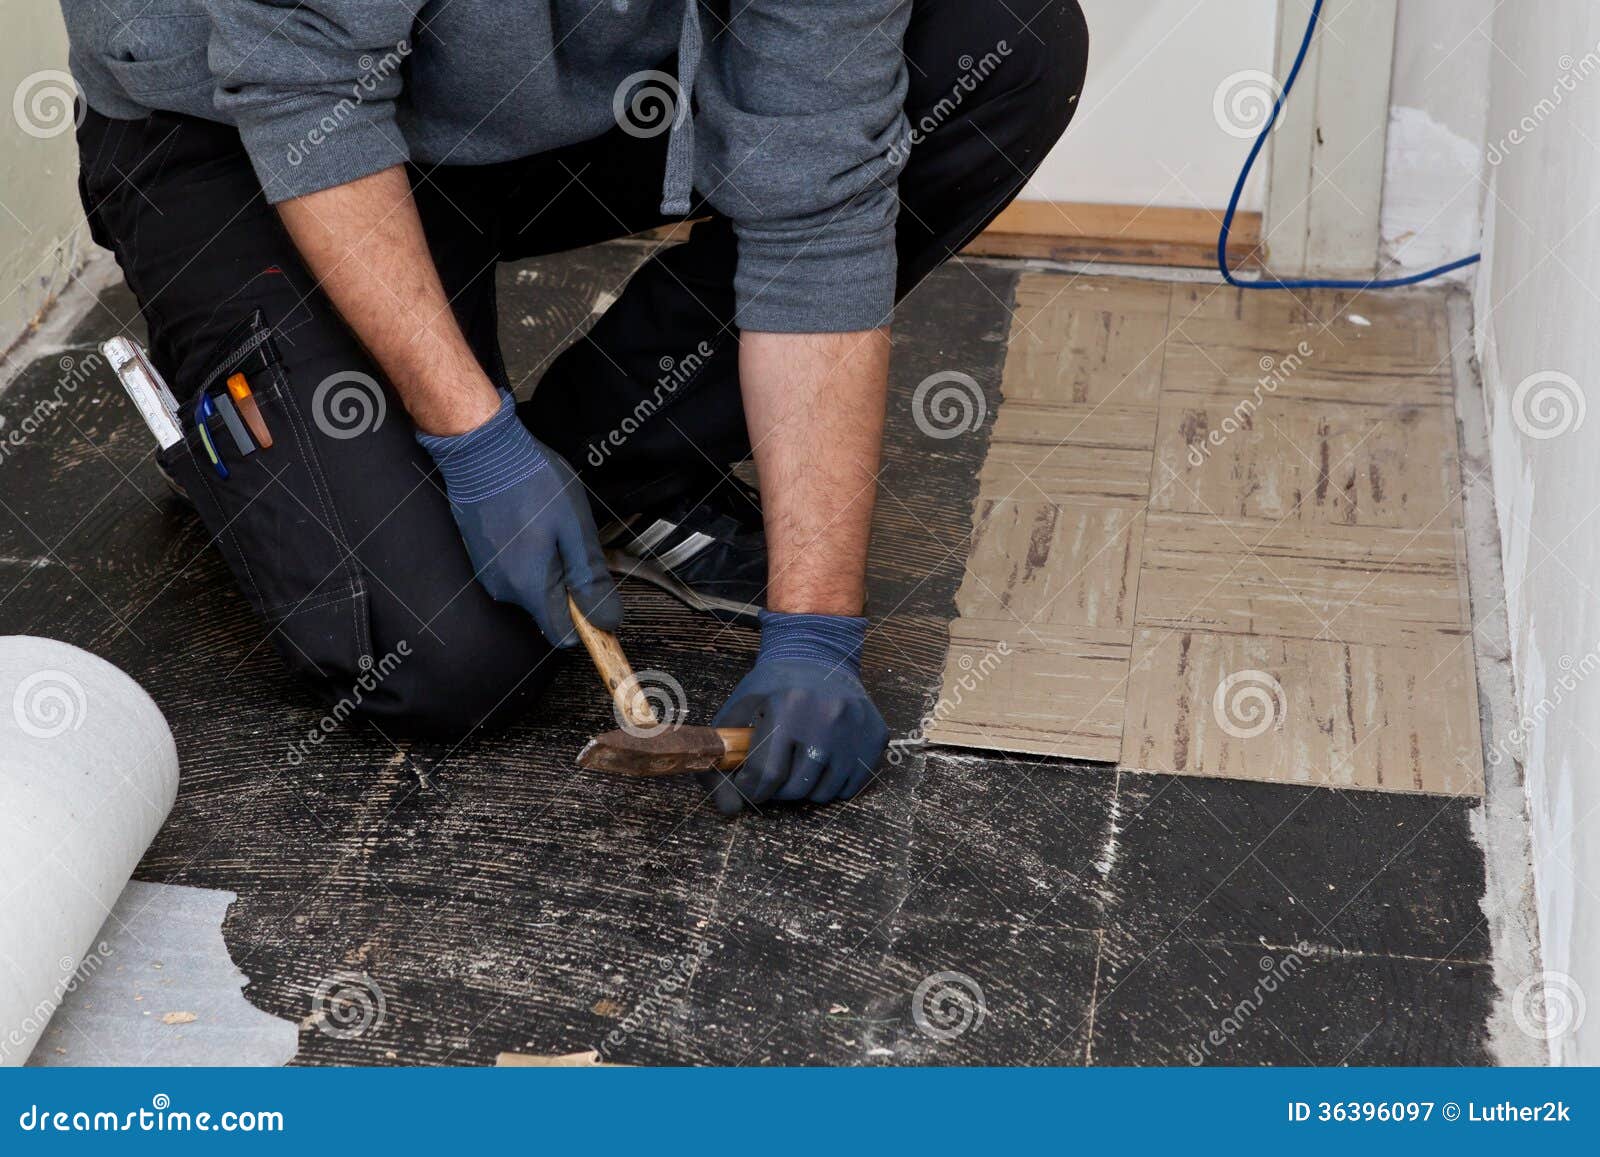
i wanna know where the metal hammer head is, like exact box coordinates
[576,725,745,778]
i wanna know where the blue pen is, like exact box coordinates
[196,393,230,480]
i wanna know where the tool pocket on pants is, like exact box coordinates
[159,310,375,686]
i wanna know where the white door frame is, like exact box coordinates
[1264,0,1398,276]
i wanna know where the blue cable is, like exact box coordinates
[1217,0,1481,290]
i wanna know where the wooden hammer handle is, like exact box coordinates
[566,594,659,731]
[714,726,751,771]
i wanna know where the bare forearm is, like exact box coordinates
[276,166,499,436]
[740,329,890,616]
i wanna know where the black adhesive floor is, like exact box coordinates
[0,246,1495,1066]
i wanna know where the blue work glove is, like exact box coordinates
[702,610,889,816]
[417,390,621,647]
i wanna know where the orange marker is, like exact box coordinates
[226,372,274,450]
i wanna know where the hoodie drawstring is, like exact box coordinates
[659,0,701,216]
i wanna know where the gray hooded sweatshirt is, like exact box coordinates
[59,0,913,334]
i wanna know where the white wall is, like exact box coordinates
[1023,0,1278,210]
[1476,0,1600,1066]
[0,0,88,358]
[1381,0,1494,276]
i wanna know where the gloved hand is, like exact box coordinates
[701,610,888,816]
[417,390,621,647]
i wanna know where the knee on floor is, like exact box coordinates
[290,622,559,742]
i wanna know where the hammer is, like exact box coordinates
[566,595,751,777]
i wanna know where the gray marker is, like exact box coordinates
[213,390,256,456]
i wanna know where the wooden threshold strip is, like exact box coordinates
[961,201,1263,271]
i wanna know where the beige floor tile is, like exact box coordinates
[1169,282,1448,336]
[1019,272,1175,317]
[979,401,1156,504]
[1150,396,1460,529]
[956,498,1145,631]
[1002,274,1170,407]
[1165,286,1450,395]
[1160,334,1452,406]
[1136,512,1467,644]
[924,620,1129,763]
[1122,629,1483,795]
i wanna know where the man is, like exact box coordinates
[62,0,1088,814]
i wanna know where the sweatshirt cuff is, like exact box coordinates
[234,96,412,204]
[733,227,898,334]
[415,391,545,504]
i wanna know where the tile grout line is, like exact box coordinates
[1119,278,1183,767]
